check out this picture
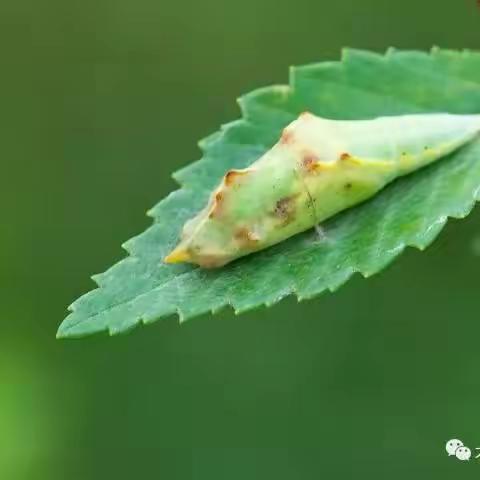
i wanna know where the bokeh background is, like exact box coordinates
[2,0,480,478]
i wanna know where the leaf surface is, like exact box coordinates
[58,48,480,338]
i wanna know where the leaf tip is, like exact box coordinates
[56,320,77,340]
[340,46,354,60]
[385,46,397,57]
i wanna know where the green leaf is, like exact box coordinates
[58,47,480,339]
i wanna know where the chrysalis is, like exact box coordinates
[165,112,480,268]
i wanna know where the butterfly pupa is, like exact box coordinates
[165,112,480,268]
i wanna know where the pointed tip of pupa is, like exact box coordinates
[164,247,191,265]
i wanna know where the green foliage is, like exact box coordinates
[58,47,480,338]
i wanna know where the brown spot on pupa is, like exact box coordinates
[344,182,353,190]
[340,152,351,161]
[302,152,320,173]
[274,198,290,216]
[209,191,225,218]
[280,128,294,145]
[234,227,259,247]
[273,196,297,225]
[224,169,248,187]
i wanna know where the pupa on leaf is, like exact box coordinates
[165,112,480,268]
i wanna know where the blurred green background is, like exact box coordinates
[2,0,480,478]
